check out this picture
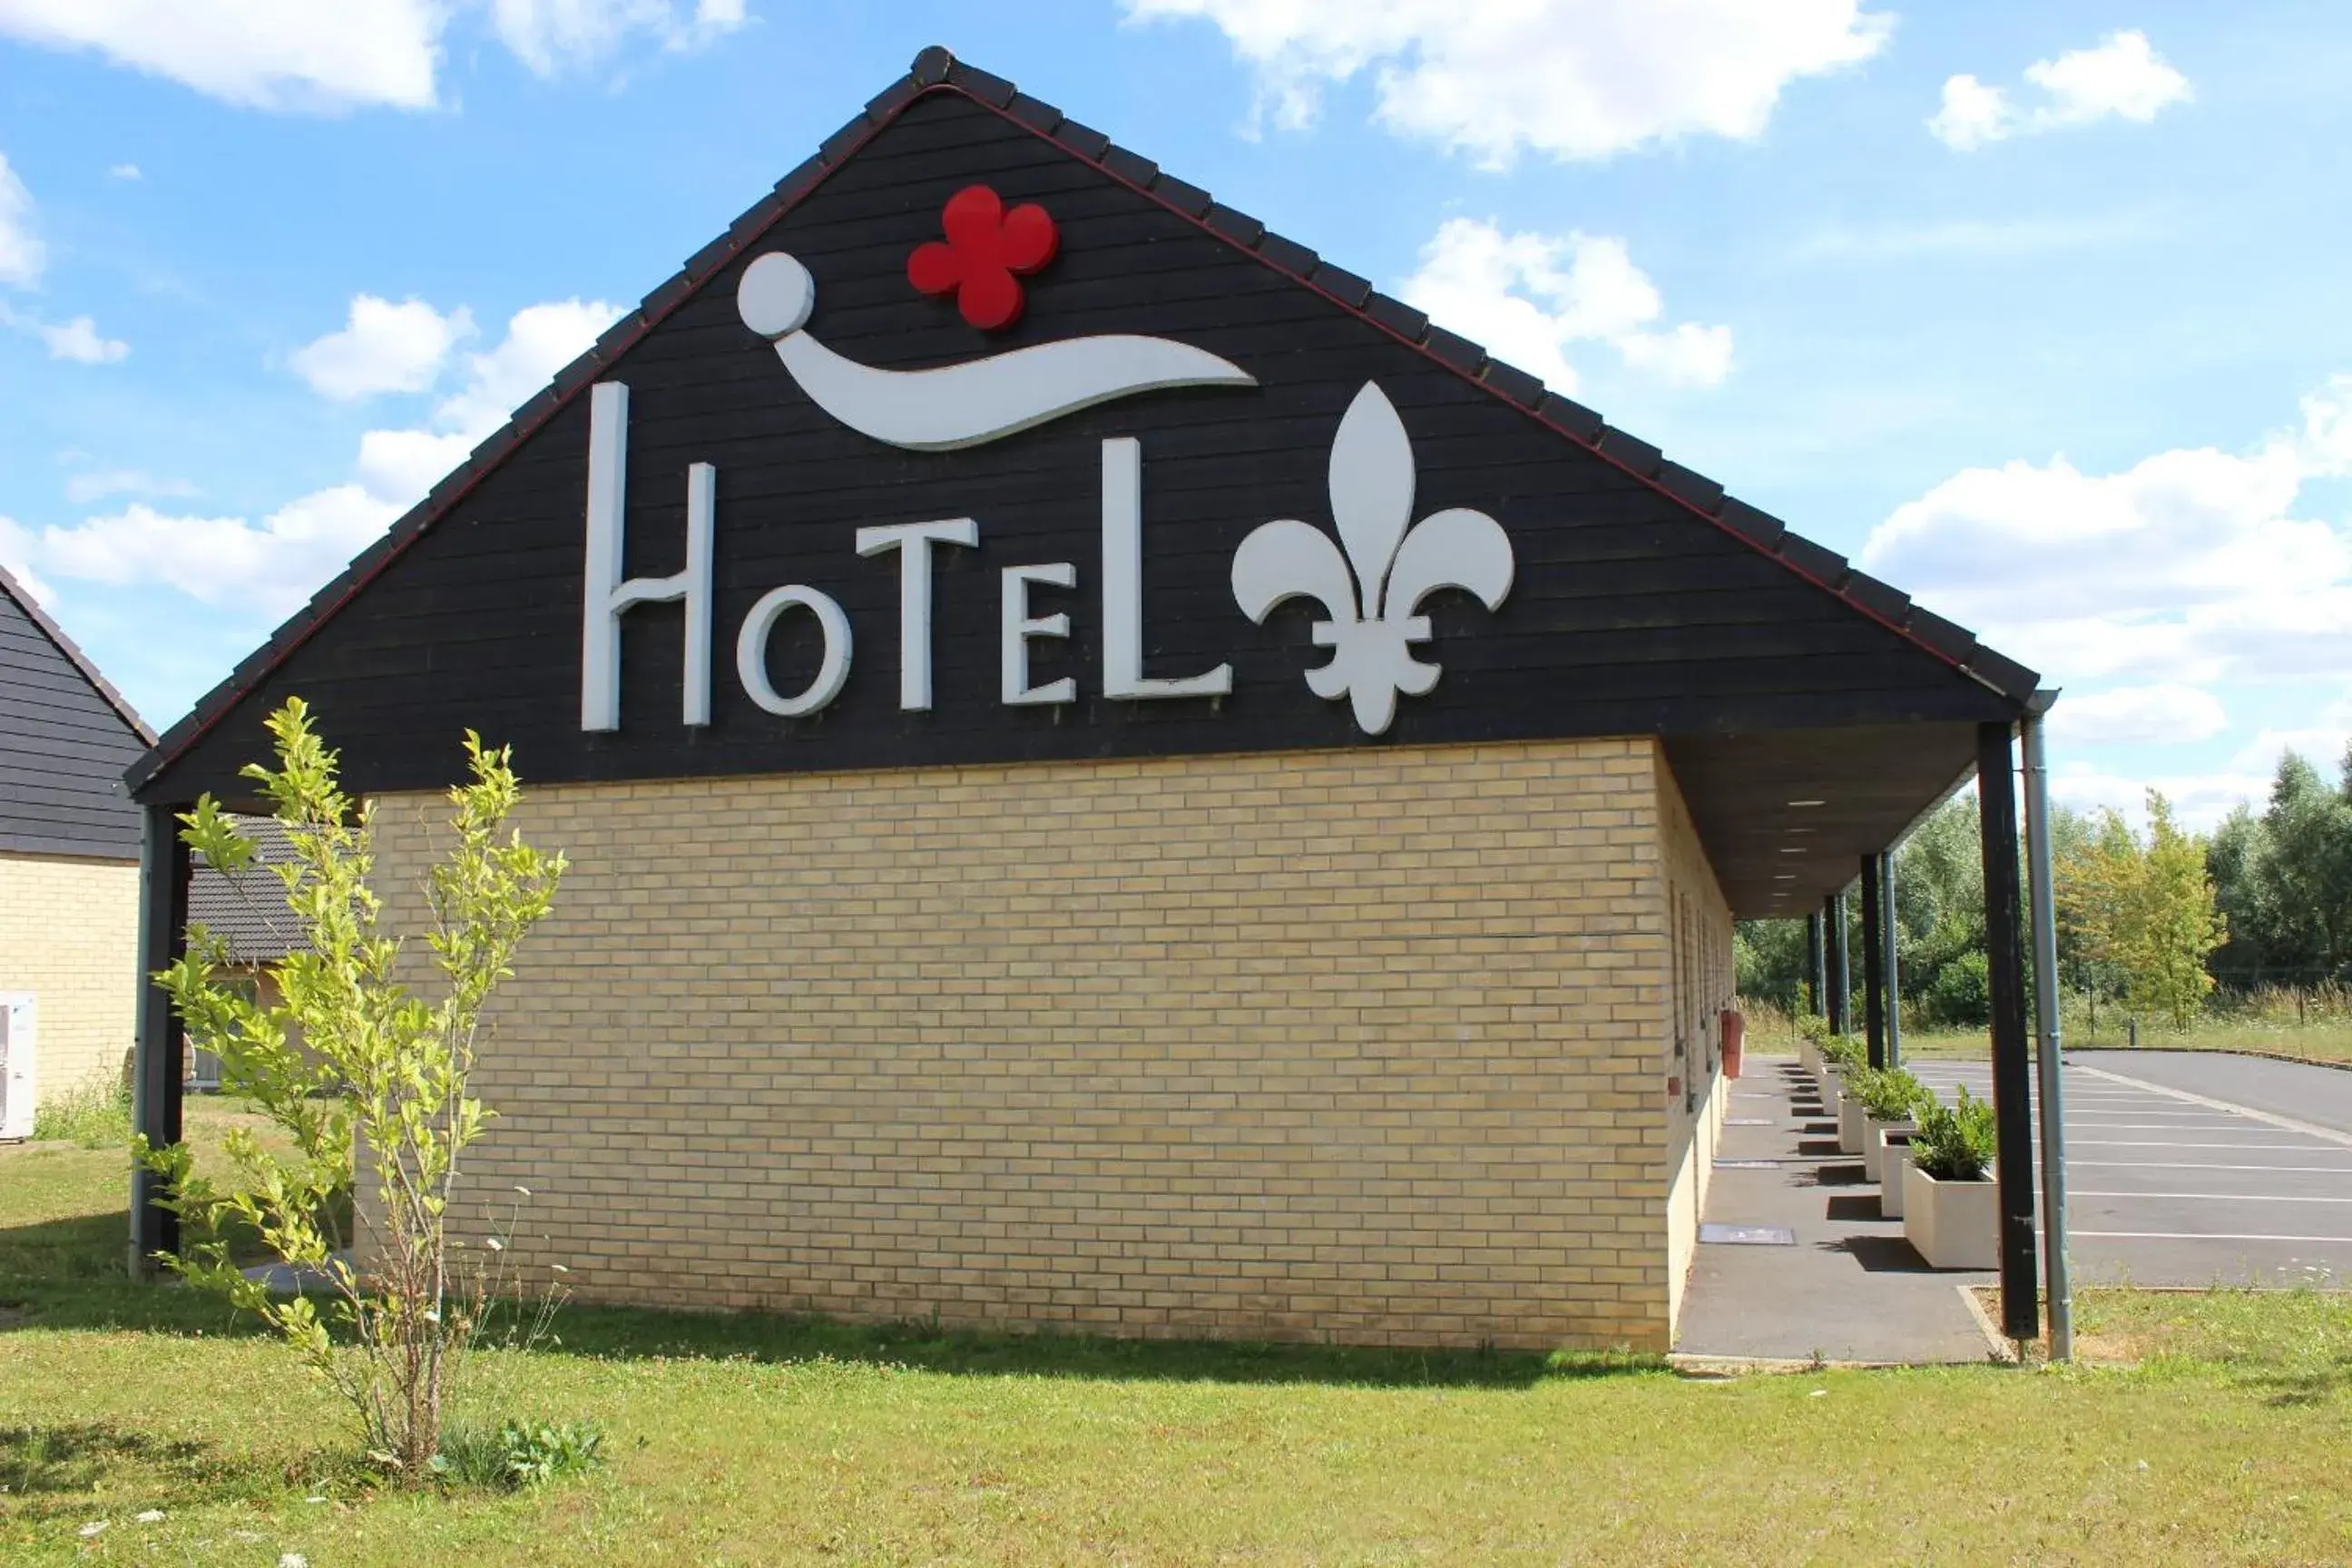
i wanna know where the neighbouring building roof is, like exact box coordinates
[186,814,309,964]
[0,562,152,860]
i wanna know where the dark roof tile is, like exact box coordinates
[1055,118,1112,160]
[1100,145,1158,187]
[1536,392,1603,441]
[1204,202,1264,246]
[1421,325,1484,373]
[947,62,1015,106]
[1654,461,1725,515]
[1361,291,1428,339]
[1479,359,1544,408]
[1716,498,1787,549]
[1596,428,1662,477]
[1778,534,1849,587]
[1308,261,1371,307]
[1841,570,1911,623]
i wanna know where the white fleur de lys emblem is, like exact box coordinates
[1230,381,1515,734]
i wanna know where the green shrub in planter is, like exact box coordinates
[1819,1034,1867,1070]
[1910,1089,1997,1181]
[1851,1066,1932,1122]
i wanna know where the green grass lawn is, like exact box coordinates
[6,1106,2352,1563]
[1744,1012,2352,1067]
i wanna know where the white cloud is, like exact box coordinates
[489,0,745,77]
[1929,30,2190,151]
[63,469,199,505]
[14,489,401,612]
[0,516,58,604]
[108,162,141,180]
[289,294,474,399]
[2047,760,2269,833]
[1861,376,2352,693]
[2223,695,2352,787]
[0,0,444,112]
[1125,0,1890,166]
[1397,218,1731,395]
[36,314,129,363]
[0,0,747,113]
[426,298,615,441]
[0,301,130,362]
[0,151,43,287]
[2046,683,2228,746]
[5,296,619,619]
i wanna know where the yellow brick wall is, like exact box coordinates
[1655,757,1734,1330]
[371,737,1688,1350]
[0,849,141,1105]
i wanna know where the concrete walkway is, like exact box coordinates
[1674,1054,2000,1364]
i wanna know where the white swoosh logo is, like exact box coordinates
[737,251,1256,451]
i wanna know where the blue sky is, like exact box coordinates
[4,0,2349,827]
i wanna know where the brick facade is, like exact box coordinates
[372,736,1730,1350]
[0,849,141,1104]
[1658,758,1735,1322]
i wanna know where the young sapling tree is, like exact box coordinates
[133,697,566,1484]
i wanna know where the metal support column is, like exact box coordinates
[1860,854,1886,1069]
[1805,910,1826,1016]
[1828,892,1851,1035]
[1977,721,2040,1342]
[2023,709,2073,1359]
[129,802,191,1278]
[1881,850,1903,1068]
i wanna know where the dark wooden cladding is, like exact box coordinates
[137,92,2017,837]
[1,571,148,859]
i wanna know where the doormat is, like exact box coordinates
[1698,1223,1797,1246]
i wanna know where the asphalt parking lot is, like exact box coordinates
[1909,1051,2352,1288]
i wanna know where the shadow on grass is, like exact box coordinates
[527,1299,1657,1390]
[2,1210,1661,1392]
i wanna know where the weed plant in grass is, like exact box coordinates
[27,1081,130,1150]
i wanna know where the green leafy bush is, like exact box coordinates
[434,1419,603,1490]
[1923,950,1991,1027]
[31,1080,131,1148]
[1910,1088,1997,1181]
[1849,1066,1932,1121]
[1797,1013,1831,1044]
[1819,1033,1867,1069]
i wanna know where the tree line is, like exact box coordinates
[1735,748,2352,1032]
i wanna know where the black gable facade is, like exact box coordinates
[129,49,2032,919]
[2,566,151,859]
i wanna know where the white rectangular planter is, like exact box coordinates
[1797,1038,1821,1077]
[1837,1093,1867,1155]
[1903,1163,1999,1269]
[1877,1134,1915,1218]
[1862,1118,1915,1182]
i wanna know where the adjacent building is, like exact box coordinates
[124,50,2044,1348]
[2,564,152,1131]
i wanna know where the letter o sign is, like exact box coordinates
[736,585,853,717]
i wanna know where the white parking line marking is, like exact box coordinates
[2069,1140,2341,1151]
[2068,1063,2352,1151]
[2072,1230,2352,1243]
[2069,1191,2352,1203]
[2058,1122,2270,1132]
[2071,1161,2352,1173]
